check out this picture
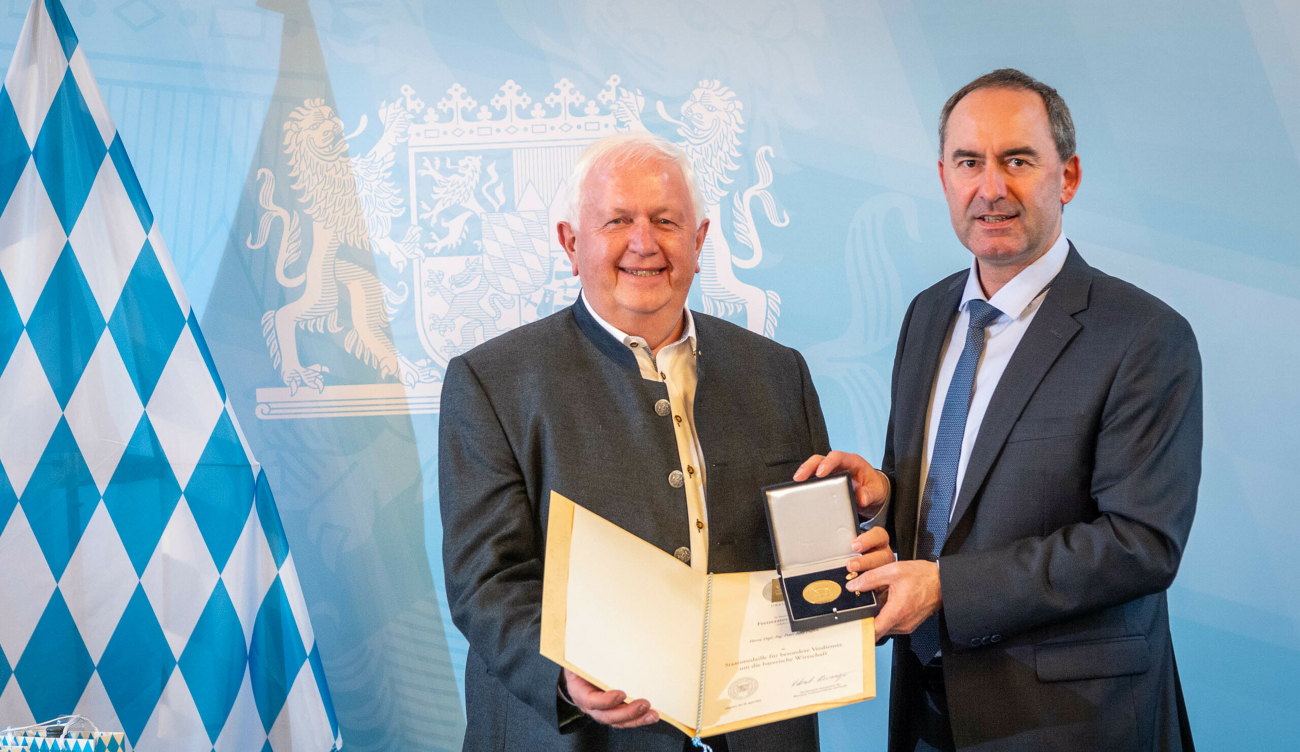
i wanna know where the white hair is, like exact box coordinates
[564,132,706,232]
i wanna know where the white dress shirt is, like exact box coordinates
[918,232,1071,540]
[582,297,710,571]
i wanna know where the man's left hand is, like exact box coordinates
[847,560,941,636]
[847,527,895,576]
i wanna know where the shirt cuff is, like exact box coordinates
[859,469,891,530]
[556,674,586,731]
[557,676,577,706]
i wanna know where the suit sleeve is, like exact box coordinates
[795,349,832,456]
[439,356,584,730]
[939,310,1203,648]
[881,296,919,542]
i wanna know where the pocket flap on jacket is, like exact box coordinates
[1007,416,1088,444]
[763,442,803,467]
[1035,636,1150,682]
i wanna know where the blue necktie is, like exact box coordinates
[909,299,1003,664]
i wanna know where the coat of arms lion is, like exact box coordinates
[247,98,431,394]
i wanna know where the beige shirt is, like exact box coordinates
[583,298,709,571]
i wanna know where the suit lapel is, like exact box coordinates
[895,275,965,557]
[943,246,1092,544]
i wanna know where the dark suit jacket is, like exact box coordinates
[439,299,831,752]
[881,247,1201,751]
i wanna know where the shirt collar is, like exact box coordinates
[581,294,697,352]
[960,231,1070,321]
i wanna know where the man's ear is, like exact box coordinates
[937,158,947,193]
[557,221,580,276]
[1060,154,1081,205]
[694,218,710,273]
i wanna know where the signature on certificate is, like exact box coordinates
[792,672,850,688]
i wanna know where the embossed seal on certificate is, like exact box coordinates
[727,676,759,700]
[802,579,842,605]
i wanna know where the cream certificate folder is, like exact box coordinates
[541,491,875,738]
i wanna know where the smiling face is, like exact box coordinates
[558,155,708,347]
[939,87,1080,278]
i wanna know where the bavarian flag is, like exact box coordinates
[0,1,340,749]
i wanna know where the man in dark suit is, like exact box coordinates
[440,132,842,751]
[799,69,1201,750]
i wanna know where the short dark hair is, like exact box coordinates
[938,68,1076,162]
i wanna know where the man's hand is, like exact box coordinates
[563,670,659,728]
[793,451,890,516]
[847,560,941,636]
[846,526,895,577]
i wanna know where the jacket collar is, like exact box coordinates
[582,294,698,353]
[571,292,640,372]
[959,231,1070,321]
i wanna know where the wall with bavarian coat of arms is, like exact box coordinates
[6,0,1298,749]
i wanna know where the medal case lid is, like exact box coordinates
[764,473,857,571]
[762,472,879,632]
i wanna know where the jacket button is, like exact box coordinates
[669,470,685,488]
[970,638,981,647]
[980,636,990,645]
[991,634,1002,643]
[655,399,671,416]
[674,547,691,564]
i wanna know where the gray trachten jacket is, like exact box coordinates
[440,298,831,752]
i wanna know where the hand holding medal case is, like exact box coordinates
[763,473,880,632]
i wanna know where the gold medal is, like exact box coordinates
[801,580,842,605]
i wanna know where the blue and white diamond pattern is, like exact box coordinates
[0,162,66,322]
[0,2,340,750]
[0,332,62,495]
[67,151,147,323]
[0,732,131,752]
[58,502,138,664]
[63,331,143,494]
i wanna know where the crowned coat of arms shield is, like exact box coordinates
[248,75,788,418]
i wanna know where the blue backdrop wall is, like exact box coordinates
[4,1,1296,749]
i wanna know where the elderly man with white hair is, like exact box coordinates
[440,133,874,751]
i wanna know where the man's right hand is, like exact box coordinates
[793,451,890,517]
[563,669,660,728]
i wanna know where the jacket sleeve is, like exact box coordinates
[438,355,584,730]
[795,349,832,456]
[881,295,919,543]
[938,310,1203,648]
